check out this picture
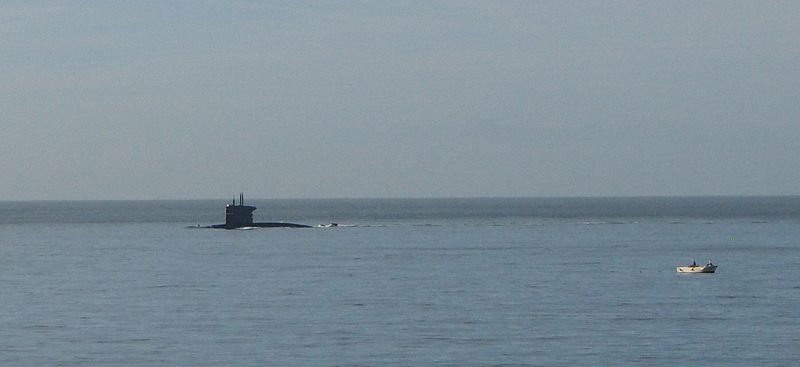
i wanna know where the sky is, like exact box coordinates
[1,1,799,200]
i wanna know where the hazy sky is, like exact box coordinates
[2,1,799,200]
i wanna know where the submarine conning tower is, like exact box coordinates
[224,193,257,228]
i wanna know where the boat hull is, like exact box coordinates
[676,265,717,273]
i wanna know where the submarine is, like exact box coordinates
[209,193,311,229]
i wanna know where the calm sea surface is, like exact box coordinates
[1,197,799,366]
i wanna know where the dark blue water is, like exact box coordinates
[1,197,799,365]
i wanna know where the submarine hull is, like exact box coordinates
[210,222,311,229]
[207,194,312,229]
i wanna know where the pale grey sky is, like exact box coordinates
[2,1,799,200]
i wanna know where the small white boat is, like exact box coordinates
[677,261,717,273]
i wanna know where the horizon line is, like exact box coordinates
[2,194,799,203]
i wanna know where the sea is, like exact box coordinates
[1,196,798,366]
